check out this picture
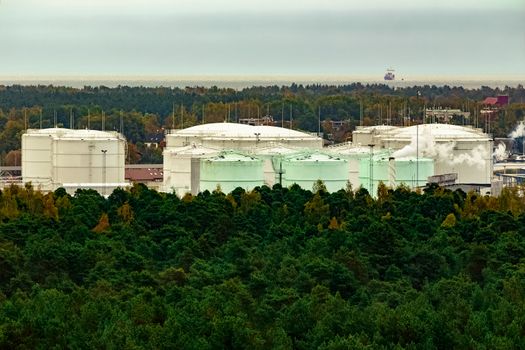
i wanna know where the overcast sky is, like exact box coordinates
[0,0,524,79]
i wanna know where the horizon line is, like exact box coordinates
[1,74,525,82]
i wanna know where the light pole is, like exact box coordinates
[368,144,375,194]
[101,149,107,195]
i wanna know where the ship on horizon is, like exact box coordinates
[384,68,395,81]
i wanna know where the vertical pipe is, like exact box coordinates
[101,149,107,196]
[172,102,175,129]
[368,144,375,194]
[360,100,363,126]
[416,124,419,187]
[318,105,321,137]
[281,103,284,128]
[181,103,184,129]
[120,110,123,135]
[388,157,396,188]
[289,104,293,129]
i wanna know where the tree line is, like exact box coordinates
[0,182,524,348]
[0,83,524,164]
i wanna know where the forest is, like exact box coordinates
[0,182,524,349]
[0,83,524,164]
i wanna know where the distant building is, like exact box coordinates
[482,95,509,107]
[425,108,470,123]
[144,131,165,148]
[238,115,275,126]
[481,96,509,130]
[125,165,163,191]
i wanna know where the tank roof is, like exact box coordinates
[382,124,490,140]
[354,125,399,133]
[285,152,346,162]
[171,122,319,140]
[373,155,434,162]
[165,144,219,156]
[253,143,300,156]
[25,128,123,140]
[207,152,261,162]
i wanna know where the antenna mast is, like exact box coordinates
[120,110,124,134]
[180,103,184,129]
[172,102,175,129]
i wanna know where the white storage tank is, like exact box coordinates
[22,128,127,193]
[359,155,434,196]
[281,152,348,192]
[200,152,264,194]
[163,144,219,196]
[376,124,492,185]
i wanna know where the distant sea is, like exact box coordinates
[1,76,524,90]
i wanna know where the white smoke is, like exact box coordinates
[509,122,525,139]
[392,130,488,169]
[493,143,508,162]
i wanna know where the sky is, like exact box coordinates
[0,0,524,80]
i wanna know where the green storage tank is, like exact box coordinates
[329,145,390,190]
[359,155,434,196]
[281,152,348,192]
[200,152,264,194]
[254,145,299,187]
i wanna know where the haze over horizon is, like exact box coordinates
[0,0,524,80]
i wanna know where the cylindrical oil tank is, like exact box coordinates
[200,152,264,194]
[22,128,126,191]
[254,145,299,187]
[328,145,389,191]
[359,155,434,196]
[22,131,54,190]
[281,152,348,192]
[52,130,125,185]
[163,145,219,196]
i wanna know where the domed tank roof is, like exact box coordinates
[172,123,319,139]
[383,124,490,141]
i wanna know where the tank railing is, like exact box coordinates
[327,141,354,148]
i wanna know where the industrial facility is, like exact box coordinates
[163,123,324,196]
[352,124,493,187]
[22,128,128,194]
[160,122,495,196]
[16,121,496,197]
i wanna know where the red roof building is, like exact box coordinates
[482,95,509,106]
[125,167,163,182]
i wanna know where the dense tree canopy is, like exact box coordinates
[0,182,524,348]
